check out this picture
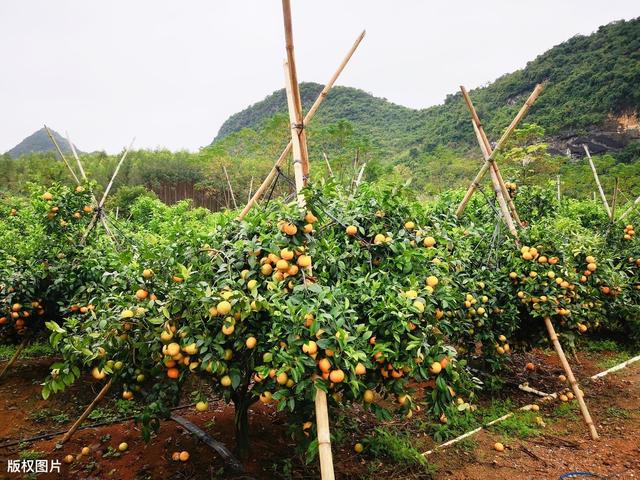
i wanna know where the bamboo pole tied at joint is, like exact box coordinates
[455,83,545,218]
[236,29,365,221]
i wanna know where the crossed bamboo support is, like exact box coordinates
[281,2,335,478]
[583,145,612,218]
[455,83,545,227]
[236,29,365,220]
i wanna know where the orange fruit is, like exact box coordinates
[245,336,257,349]
[283,223,298,236]
[346,225,358,236]
[297,255,312,268]
[179,451,190,462]
[167,368,180,379]
[355,362,366,375]
[135,289,148,300]
[318,358,331,373]
[329,369,345,383]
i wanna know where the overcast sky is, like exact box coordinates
[1,1,638,154]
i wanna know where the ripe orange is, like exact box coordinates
[135,289,148,300]
[261,264,273,276]
[122,390,134,400]
[276,259,289,272]
[297,255,312,268]
[217,300,232,315]
[494,442,505,452]
[329,369,345,383]
[246,336,257,349]
[346,225,358,236]
[423,236,436,247]
[277,372,289,385]
[179,451,190,462]
[355,362,366,375]
[302,340,318,355]
[283,223,298,236]
[281,248,294,260]
[318,358,332,373]
[429,362,442,375]
[304,212,317,224]
[167,368,180,379]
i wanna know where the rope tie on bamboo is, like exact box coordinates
[292,122,305,130]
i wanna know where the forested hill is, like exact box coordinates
[214,17,640,154]
[6,127,79,159]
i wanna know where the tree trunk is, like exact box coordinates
[233,397,250,461]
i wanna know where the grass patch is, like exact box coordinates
[595,351,632,370]
[550,401,578,420]
[487,411,541,439]
[0,341,54,360]
[29,408,70,424]
[582,339,622,353]
[19,450,45,460]
[606,407,631,419]
[455,438,479,453]
[364,427,433,471]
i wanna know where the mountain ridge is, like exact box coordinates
[213,18,640,156]
[6,127,80,159]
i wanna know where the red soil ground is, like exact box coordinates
[0,348,638,479]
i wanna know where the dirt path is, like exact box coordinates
[432,355,640,480]
[0,351,638,479]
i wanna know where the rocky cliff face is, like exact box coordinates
[548,113,639,157]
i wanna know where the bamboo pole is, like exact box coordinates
[455,83,545,217]
[81,139,134,245]
[591,353,640,379]
[619,195,640,222]
[322,151,334,177]
[236,30,365,221]
[354,163,366,189]
[0,340,27,379]
[459,86,523,228]
[58,379,113,445]
[66,132,116,240]
[543,317,599,440]
[610,177,619,222]
[282,0,309,181]
[222,166,238,209]
[519,383,556,399]
[425,352,640,456]
[284,61,307,206]
[44,125,80,184]
[98,139,134,208]
[314,388,335,480]
[247,176,254,203]
[472,120,518,236]
[583,145,611,218]
[66,131,88,181]
[281,4,334,478]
